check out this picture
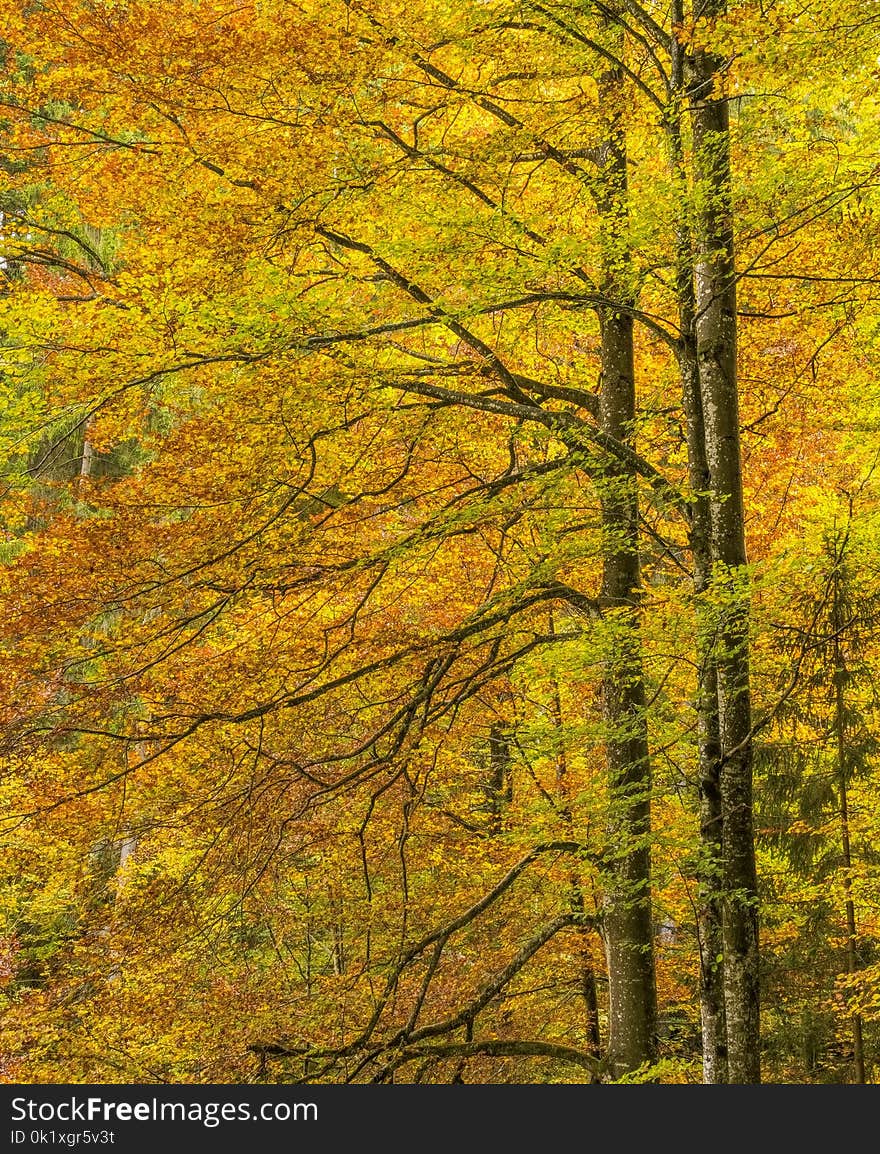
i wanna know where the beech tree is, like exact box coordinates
[1,0,880,1085]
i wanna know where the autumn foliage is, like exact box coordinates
[1,0,880,1084]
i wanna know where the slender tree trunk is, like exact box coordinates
[598,303,657,1077]
[549,656,602,1056]
[595,31,657,1077]
[668,8,726,1083]
[330,888,345,975]
[484,723,510,835]
[76,417,95,496]
[831,571,867,1084]
[689,4,760,1083]
[80,434,94,479]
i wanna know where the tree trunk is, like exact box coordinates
[550,657,602,1056]
[484,722,510,835]
[595,32,657,1077]
[689,5,760,1083]
[831,568,867,1084]
[668,7,726,1083]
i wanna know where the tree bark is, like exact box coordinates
[689,5,760,1083]
[484,722,510,835]
[831,567,867,1084]
[668,5,726,1083]
[595,29,657,1077]
[550,656,602,1055]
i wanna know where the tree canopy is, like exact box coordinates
[1,0,880,1084]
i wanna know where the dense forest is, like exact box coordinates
[1,0,879,1085]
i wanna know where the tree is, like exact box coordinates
[2,0,880,1085]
